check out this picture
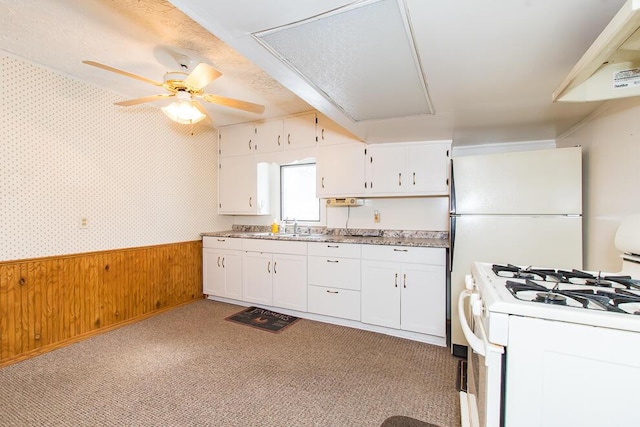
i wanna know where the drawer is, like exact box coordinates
[202,236,242,250]
[308,256,361,290]
[361,244,445,265]
[308,242,361,258]
[242,238,307,255]
[307,285,360,321]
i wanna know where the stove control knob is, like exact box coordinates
[470,295,484,317]
[464,274,475,291]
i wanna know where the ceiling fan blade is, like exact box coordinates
[83,60,163,87]
[184,63,222,90]
[114,94,174,106]
[201,93,265,114]
[193,101,213,124]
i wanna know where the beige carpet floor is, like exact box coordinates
[0,300,461,427]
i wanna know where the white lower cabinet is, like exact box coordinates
[202,237,243,300]
[242,239,307,311]
[307,242,361,320]
[361,245,446,337]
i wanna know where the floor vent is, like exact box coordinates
[456,360,468,392]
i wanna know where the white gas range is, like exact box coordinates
[459,216,640,427]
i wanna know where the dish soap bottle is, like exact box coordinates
[271,219,279,234]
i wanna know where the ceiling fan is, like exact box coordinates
[82,60,265,124]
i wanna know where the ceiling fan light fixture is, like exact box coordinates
[161,99,206,124]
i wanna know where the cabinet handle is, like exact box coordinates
[326,290,339,294]
[398,172,402,186]
[249,197,252,207]
[249,140,252,150]
[327,245,339,248]
[403,273,407,288]
[216,238,226,242]
[413,172,416,185]
[395,273,398,288]
[287,133,291,145]
[222,257,225,268]
[277,135,281,146]
[321,128,325,140]
[274,262,277,274]
[321,177,325,188]
[217,256,221,267]
[267,261,271,273]
[326,259,339,263]
[393,248,408,252]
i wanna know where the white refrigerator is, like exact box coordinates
[449,146,583,351]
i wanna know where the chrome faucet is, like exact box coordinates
[293,219,298,234]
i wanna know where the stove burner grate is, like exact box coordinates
[534,292,567,305]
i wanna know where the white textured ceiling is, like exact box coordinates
[0,0,631,146]
[0,0,311,127]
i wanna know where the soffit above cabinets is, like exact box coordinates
[253,0,434,122]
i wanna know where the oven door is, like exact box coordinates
[458,289,505,427]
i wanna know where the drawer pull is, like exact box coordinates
[327,245,339,248]
[326,290,339,294]
[217,238,226,242]
[393,248,409,252]
[326,260,339,263]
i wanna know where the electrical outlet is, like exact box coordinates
[79,217,88,229]
[373,210,380,223]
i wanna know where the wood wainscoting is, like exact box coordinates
[0,241,203,367]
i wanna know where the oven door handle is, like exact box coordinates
[458,290,503,358]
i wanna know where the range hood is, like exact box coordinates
[553,0,640,102]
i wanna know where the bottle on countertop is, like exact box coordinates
[271,219,279,234]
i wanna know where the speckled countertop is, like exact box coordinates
[201,225,449,248]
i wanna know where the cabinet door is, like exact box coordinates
[317,113,360,146]
[316,143,366,197]
[222,251,243,300]
[219,124,256,157]
[255,120,284,153]
[203,248,225,296]
[365,145,406,194]
[272,253,307,312]
[219,155,255,214]
[400,263,445,336]
[283,112,317,150]
[361,260,400,329]
[242,252,273,305]
[407,143,449,195]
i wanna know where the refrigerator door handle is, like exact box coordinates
[449,158,456,214]
[449,215,456,272]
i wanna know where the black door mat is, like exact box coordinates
[225,306,300,333]
[381,415,439,427]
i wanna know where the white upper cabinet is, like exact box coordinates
[365,141,451,196]
[218,124,256,157]
[218,157,270,215]
[316,113,362,146]
[254,120,284,153]
[283,112,317,150]
[316,142,366,198]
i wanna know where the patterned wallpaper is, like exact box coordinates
[0,54,232,261]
